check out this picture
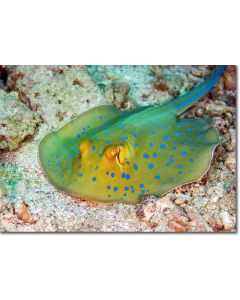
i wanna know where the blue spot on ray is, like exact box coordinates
[133,164,138,170]
[164,135,169,140]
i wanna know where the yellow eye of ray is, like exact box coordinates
[117,146,128,164]
[104,145,119,161]
[110,149,118,157]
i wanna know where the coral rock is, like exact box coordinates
[220,211,234,231]
[224,66,237,91]
[18,203,35,224]
[0,89,40,150]
[7,65,105,129]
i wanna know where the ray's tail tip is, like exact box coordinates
[216,65,225,75]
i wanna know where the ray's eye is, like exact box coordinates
[104,145,119,161]
[104,145,129,165]
[117,146,128,165]
[110,149,118,157]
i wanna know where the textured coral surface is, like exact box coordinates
[0,65,236,232]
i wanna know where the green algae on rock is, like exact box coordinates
[0,89,40,151]
[39,66,224,204]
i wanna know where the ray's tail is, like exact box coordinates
[168,65,225,116]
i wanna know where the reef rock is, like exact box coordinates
[0,89,40,151]
[7,65,105,129]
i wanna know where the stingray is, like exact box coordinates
[39,66,225,204]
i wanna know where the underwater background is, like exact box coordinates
[0,65,236,232]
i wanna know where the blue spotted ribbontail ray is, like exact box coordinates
[39,66,225,204]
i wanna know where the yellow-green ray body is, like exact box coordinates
[39,66,224,204]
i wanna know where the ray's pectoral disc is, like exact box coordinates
[39,105,219,204]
